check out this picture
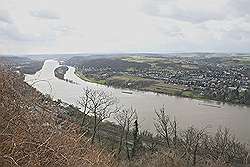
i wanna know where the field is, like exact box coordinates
[67,54,250,105]
[143,83,186,95]
[237,57,250,65]
[120,56,167,63]
[75,70,107,85]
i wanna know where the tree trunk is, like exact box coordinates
[132,120,139,158]
[193,143,198,166]
[125,130,130,160]
[117,129,125,157]
[91,114,97,144]
[165,129,170,148]
[91,125,97,144]
[173,119,177,148]
[81,113,87,127]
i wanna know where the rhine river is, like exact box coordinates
[25,60,250,145]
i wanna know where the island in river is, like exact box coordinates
[25,59,250,145]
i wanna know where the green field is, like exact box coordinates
[121,56,167,63]
[110,75,145,81]
[143,83,185,95]
[75,70,107,85]
[238,57,250,65]
[181,91,194,97]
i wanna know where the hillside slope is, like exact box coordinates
[0,66,248,167]
[0,68,115,167]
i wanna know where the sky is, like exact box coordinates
[0,0,250,54]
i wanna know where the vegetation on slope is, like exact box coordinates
[0,68,115,167]
[0,62,249,167]
[63,87,249,167]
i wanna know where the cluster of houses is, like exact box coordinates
[80,57,249,102]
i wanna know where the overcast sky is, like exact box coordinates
[0,0,250,54]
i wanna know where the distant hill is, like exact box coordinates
[0,56,44,74]
[2,52,249,62]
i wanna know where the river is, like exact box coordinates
[25,59,250,144]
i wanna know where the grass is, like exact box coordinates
[111,75,145,81]
[75,70,91,82]
[121,56,166,63]
[181,64,199,70]
[239,60,250,65]
[181,91,194,97]
[143,83,185,95]
[75,70,107,85]
[126,67,136,72]
[0,69,115,167]
[236,57,250,65]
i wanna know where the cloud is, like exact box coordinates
[0,23,51,42]
[30,10,60,20]
[0,19,59,43]
[0,24,26,41]
[143,0,250,23]
[228,0,250,17]
[0,0,250,54]
[0,10,13,23]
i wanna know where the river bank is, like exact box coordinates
[74,69,250,107]
[25,60,250,145]
[2,64,249,166]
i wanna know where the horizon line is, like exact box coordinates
[1,51,250,56]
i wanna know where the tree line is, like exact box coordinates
[62,87,249,166]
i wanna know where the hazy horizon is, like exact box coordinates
[1,52,250,57]
[8,52,249,56]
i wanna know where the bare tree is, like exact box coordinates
[171,117,178,148]
[78,87,92,126]
[83,88,118,144]
[114,107,137,159]
[0,69,116,167]
[131,119,139,158]
[153,106,248,166]
[180,126,206,166]
[211,127,248,164]
[154,106,172,148]
[140,130,158,153]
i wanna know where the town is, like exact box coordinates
[66,55,250,105]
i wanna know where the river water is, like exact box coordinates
[25,60,250,144]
